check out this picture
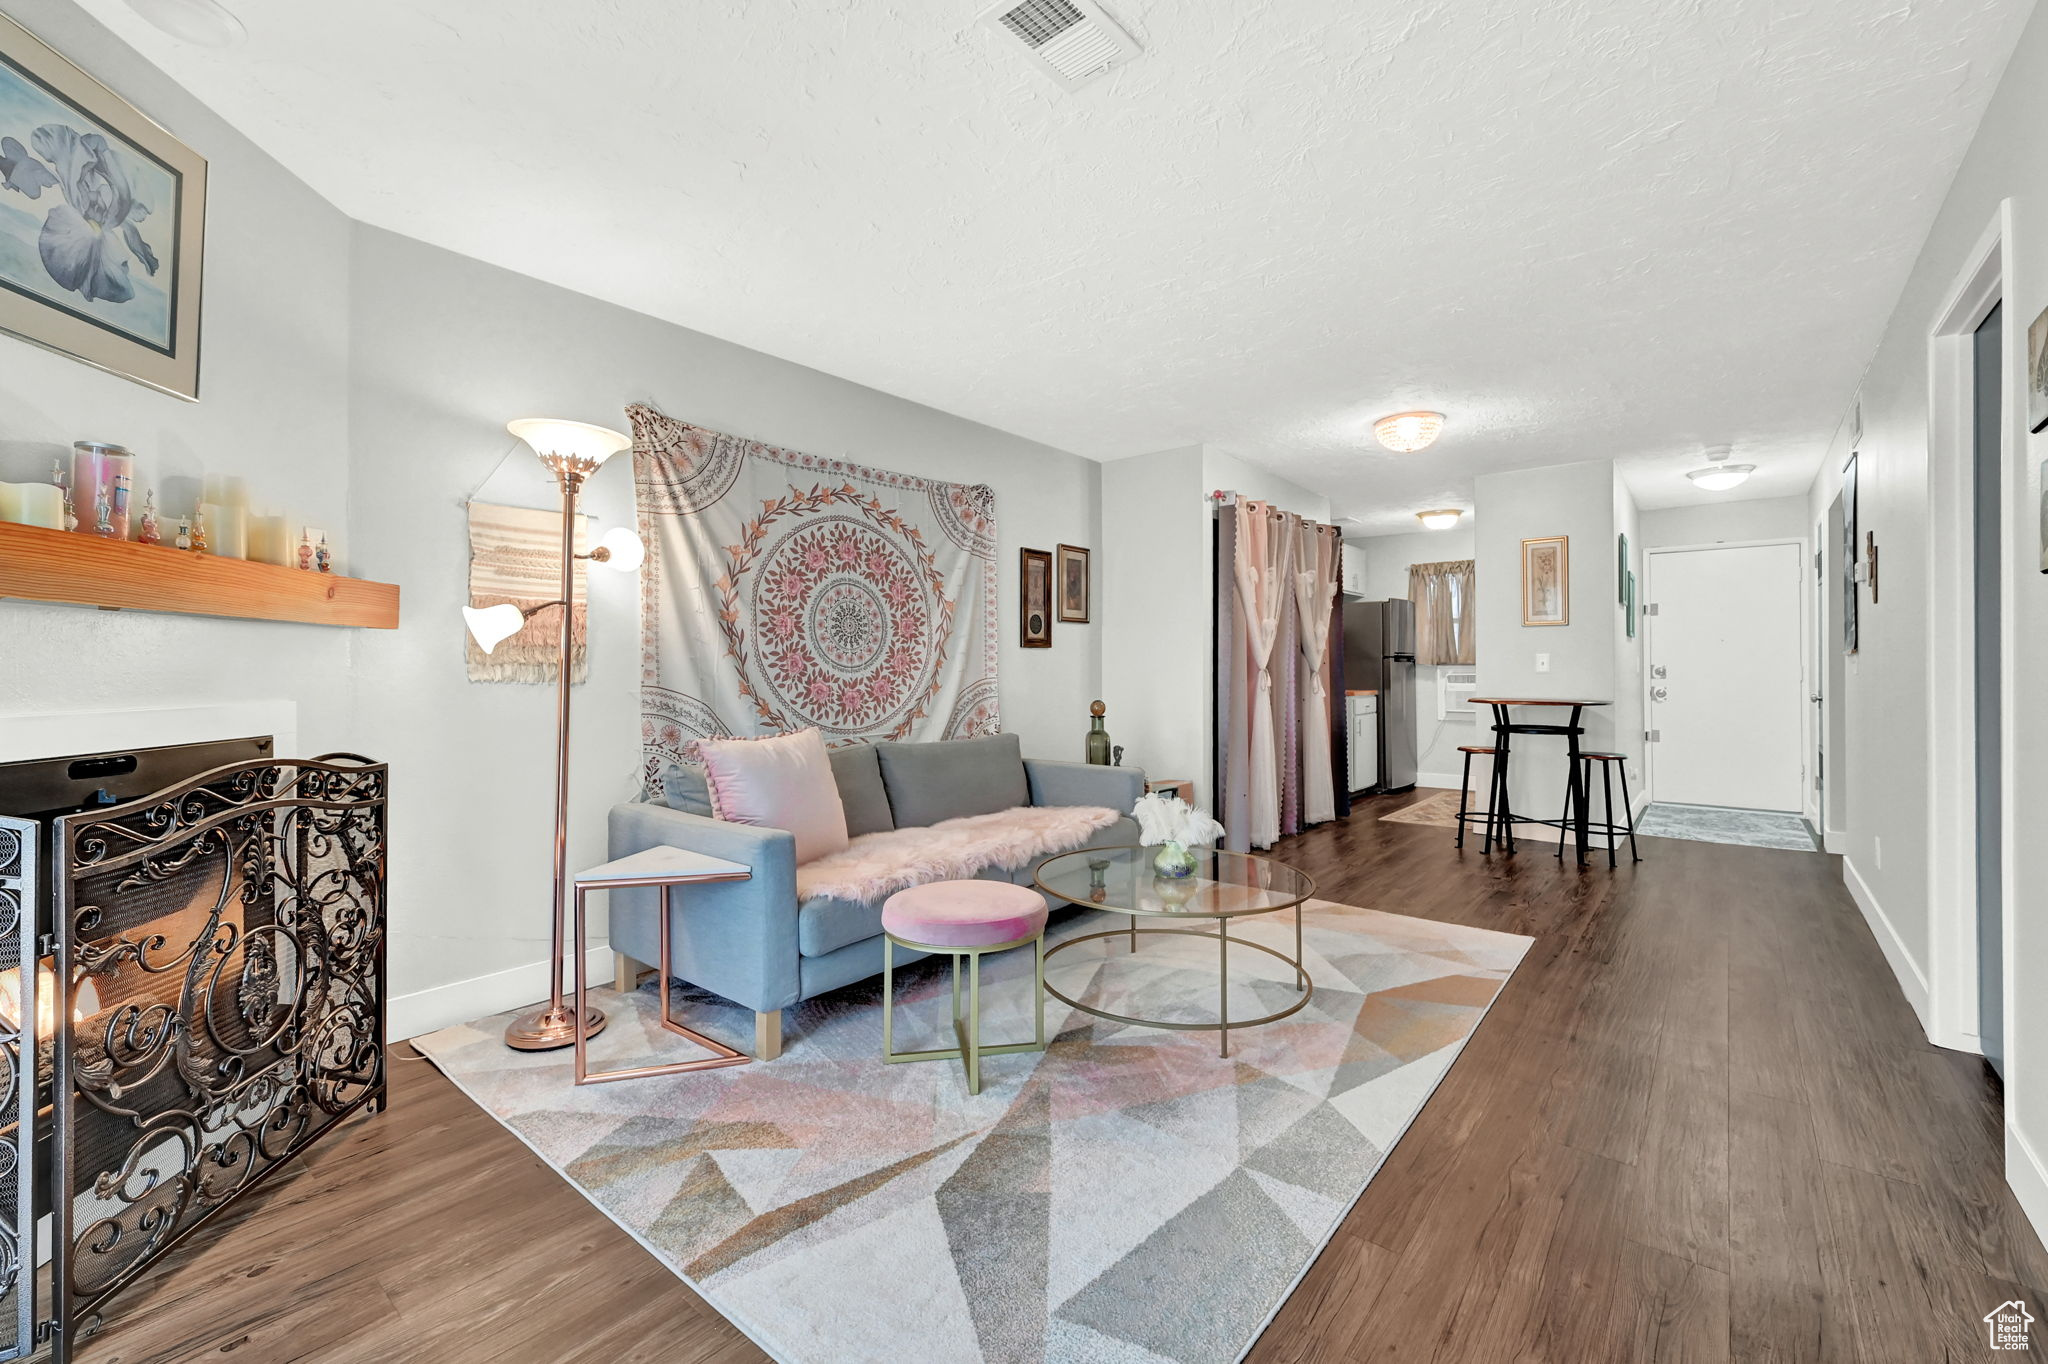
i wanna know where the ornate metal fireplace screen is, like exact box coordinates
[0,754,387,1361]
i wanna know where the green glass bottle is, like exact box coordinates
[1085,700,1112,765]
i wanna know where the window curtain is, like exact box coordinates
[1409,559,1476,666]
[1217,497,1343,850]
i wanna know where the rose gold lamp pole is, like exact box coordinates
[464,418,643,1052]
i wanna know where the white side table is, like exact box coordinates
[571,845,752,1086]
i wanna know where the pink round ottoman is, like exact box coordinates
[880,880,1048,1095]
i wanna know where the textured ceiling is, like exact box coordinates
[75,0,2030,531]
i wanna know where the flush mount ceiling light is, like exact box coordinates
[1686,445,1755,492]
[1373,411,1445,453]
[1416,509,1463,530]
[124,0,247,47]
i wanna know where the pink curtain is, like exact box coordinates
[1231,502,1284,849]
[1220,498,1341,850]
[1292,521,1338,825]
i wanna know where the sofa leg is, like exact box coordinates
[613,952,647,996]
[754,1010,783,1061]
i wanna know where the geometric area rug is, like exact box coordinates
[413,901,1530,1364]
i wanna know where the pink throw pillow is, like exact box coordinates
[697,728,850,865]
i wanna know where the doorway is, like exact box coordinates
[1644,541,1806,812]
[1972,302,2004,1077]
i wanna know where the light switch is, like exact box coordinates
[1535,653,1551,673]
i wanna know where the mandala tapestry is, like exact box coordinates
[629,405,1000,796]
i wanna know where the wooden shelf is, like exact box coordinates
[0,521,400,628]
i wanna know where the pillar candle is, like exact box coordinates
[201,474,249,510]
[248,514,290,566]
[0,482,66,529]
[201,502,248,558]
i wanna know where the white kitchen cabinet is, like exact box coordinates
[1341,542,1368,597]
[1347,693,1379,792]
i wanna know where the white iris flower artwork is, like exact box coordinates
[0,57,175,350]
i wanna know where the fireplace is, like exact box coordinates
[0,737,387,1362]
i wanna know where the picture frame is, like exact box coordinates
[2040,459,2047,574]
[1616,532,1629,604]
[1624,568,1636,638]
[0,12,207,400]
[1521,535,1569,626]
[1020,547,1053,647]
[1055,543,1090,623]
[2029,305,2048,434]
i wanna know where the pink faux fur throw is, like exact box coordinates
[795,805,1121,903]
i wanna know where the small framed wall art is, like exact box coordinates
[0,12,208,400]
[1020,547,1053,647]
[1522,535,1569,626]
[1055,543,1090,623]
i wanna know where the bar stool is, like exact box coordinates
[881,880,1048,1095]
[1454,745,1505,851]
[1553,752,1641,868]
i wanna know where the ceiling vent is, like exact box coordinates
[980,0,1141,91]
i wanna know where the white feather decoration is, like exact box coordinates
[1131,792,1226,848]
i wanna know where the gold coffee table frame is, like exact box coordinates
[1033,846,1316,1058]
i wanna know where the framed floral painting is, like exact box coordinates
[0,13,206,399]
[1055,543,1089,623]
[1522,535,1568,626]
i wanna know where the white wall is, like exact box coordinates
[1610,471,1645,803]
[1638,494,1811,548]
[1473,461,1623,811]
[1348,528,1480,786]
[1100,448,1205,787]
[1802,0,2048,1242]
[0,0,355,754]
[1098,444,1332,807]
[346,225,1104,1031]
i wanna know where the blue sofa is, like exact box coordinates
[607,733,1145,1058]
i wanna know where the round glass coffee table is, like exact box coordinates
[1033,846,1316,1057]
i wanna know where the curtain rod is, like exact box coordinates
[1209,490,1342,533]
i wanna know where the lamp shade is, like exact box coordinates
[1416,508,1463,530]
[506,418,632,468]
[1373,411,1445,453]
[463,603,527,654]
[1686,464,1755,492]
[597,526,645,574]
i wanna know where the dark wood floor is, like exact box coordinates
[84,790,2047,1363]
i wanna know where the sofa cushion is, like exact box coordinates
[660,764,715,817]
[698,728,850,865]
[829,743,896,838]
[873,733,1029,830]
[662,744,896,837]
[797,892,881,958]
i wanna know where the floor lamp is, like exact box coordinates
[464,417,644,1051]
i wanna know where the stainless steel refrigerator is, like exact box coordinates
[1342,598,1417,792]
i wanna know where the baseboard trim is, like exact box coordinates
[2010,1123,2048,1249]
[390,945,615,1041]
[1842,857,1931,1038]
[1823,829,1847,855]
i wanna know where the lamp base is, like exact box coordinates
[504,1001,607,1052]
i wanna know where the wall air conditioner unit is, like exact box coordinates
[1439,668,1479,720]
[980,0,1141,92]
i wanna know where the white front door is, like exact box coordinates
[1647,542,1805,810]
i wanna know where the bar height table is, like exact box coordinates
[1468,698,1610,865]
